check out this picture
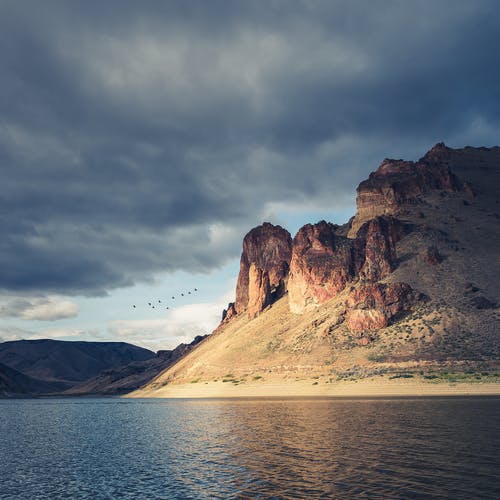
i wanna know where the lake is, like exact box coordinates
[0,397,499,499]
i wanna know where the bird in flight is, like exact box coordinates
[133,287,201,311]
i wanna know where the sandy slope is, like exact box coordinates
[128,376,500,399]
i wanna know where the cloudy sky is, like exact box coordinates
[1,0,499,351]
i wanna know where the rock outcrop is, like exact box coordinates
[349,143,465,236]
[358,216,406,281]
[222,143,498,334]
[234,222,292,318]
[345,283,422,332]
[221,302,237,323]
[287,216,408,313]
[288,221,364,313]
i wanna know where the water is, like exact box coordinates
[0,397,499,499]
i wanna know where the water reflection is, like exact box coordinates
[0,398,499,499]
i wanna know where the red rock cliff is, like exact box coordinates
[288,221,365,313]
[235,222,292,318]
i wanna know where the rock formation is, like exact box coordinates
[358,216,406,281]
[288,221,364,313]
[224,143,496,325]
[349,143,465,236]
[345,283,422,332]
[221,302,237,322]
[234,222,292,318]
[132,143,500,395]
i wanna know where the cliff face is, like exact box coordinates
[288,221,364,313]
[349,143,466,236]
[234,222,292,318]
[345,283,422,332]
[233,216,410,317]
[223,143,499,333]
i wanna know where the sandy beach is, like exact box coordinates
[128,376,500,398]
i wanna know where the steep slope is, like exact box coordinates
[134,144,499,394]
[66,335,207,395]
[0,339,155,389]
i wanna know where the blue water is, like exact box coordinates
[0,397,499,499]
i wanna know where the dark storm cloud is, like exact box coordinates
[1,0,499,295]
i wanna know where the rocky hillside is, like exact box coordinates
[135,143,500,392]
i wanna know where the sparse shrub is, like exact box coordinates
[389,373,414,379]
[368,353,387,362]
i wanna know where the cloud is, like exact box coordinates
[1,1,499,296]
[108,292,231,351]
[0,325,86,343]
[0,296,79,321]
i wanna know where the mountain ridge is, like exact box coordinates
[0,339,155,391]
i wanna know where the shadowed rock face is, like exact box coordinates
[235,222,292,318]
[358,216,406,281]
[288,221,364,313]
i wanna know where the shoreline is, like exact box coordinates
[127,377,500,399]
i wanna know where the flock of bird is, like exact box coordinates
[132,288,198,310]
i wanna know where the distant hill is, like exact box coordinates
[0,361,66,397]
[132,144,500,395]
[66,335,207,395]
[0,339,155,390]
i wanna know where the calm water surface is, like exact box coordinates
[0,397,499,499]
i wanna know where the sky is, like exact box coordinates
[1,0,500,351]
